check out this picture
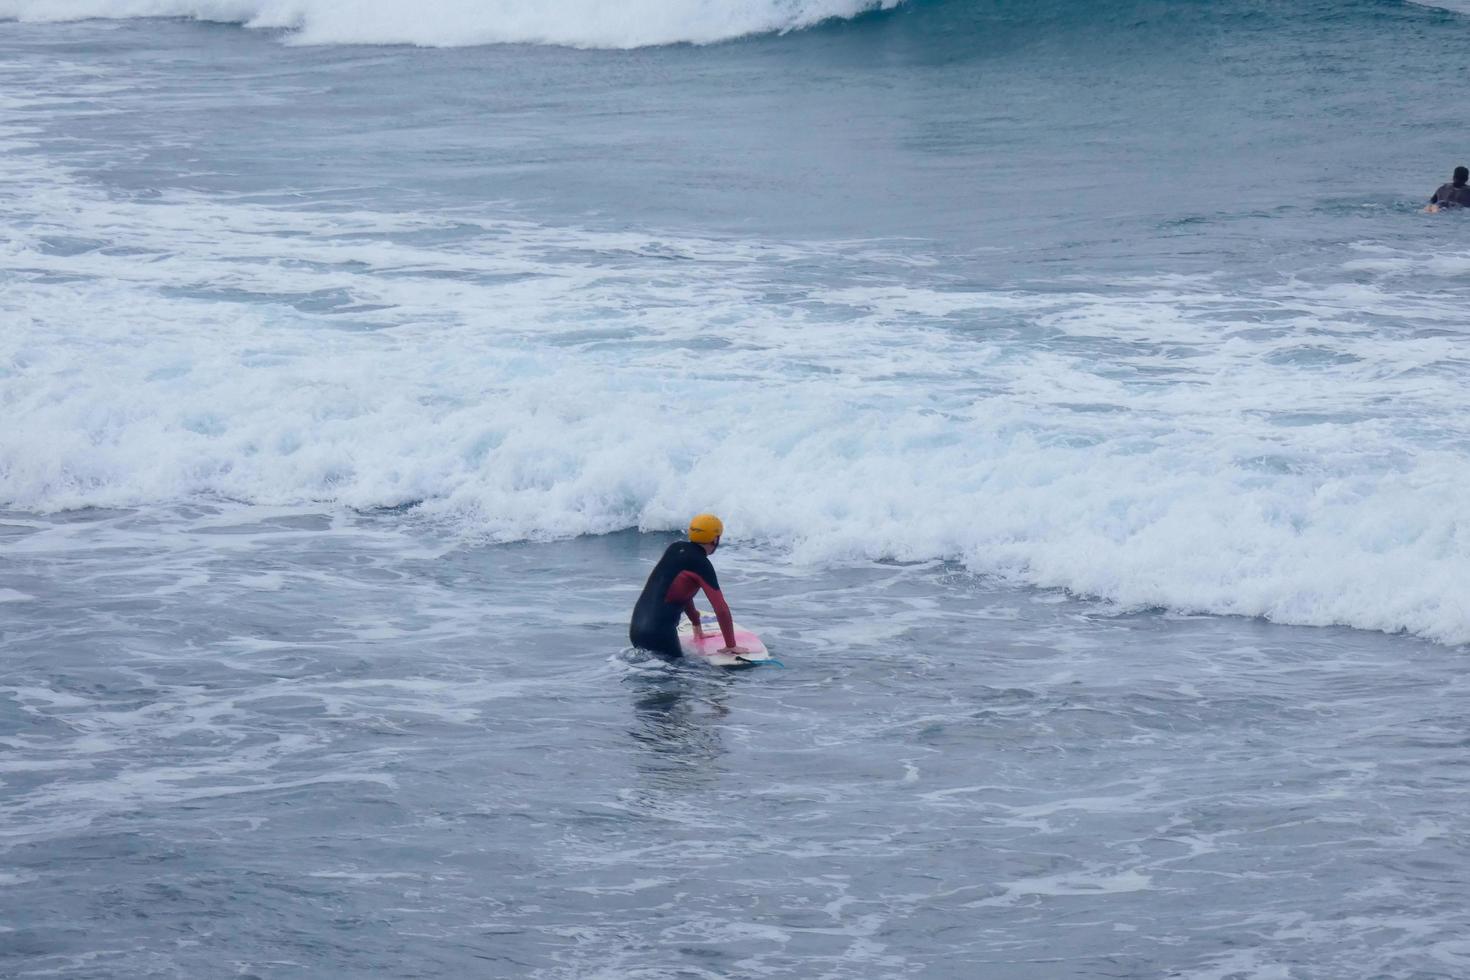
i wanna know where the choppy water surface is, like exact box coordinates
[3,508,1469,979]
[4,2,1470,977]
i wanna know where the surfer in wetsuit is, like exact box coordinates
[1427,166,1470,211]
[629,513,749,660]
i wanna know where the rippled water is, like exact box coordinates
[4,508,1469,978]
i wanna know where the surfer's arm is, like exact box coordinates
[702,586,738,648]
[665,568,739,648]
[684,601,703,636]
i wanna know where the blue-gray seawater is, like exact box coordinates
[2,2,1469,977]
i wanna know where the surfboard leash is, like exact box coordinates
[736,656,785,668]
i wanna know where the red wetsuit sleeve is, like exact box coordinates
[703,586,737,648]
[666,570,702,606]
[683,600,701,633]
[665,570,736,647]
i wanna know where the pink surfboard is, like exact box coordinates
[677,614,771,667]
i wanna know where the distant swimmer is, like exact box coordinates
[1426,165,1470,212]
[630,513,748,660]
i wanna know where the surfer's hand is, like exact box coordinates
[719,645,750,656]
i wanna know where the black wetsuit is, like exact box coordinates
[1430,183,1470,208]
[629,541,736,658]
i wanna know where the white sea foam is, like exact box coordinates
[2,94,1469,647]
[0,0,903,48]
[967,868,1155,906]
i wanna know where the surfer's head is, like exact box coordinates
[1455,166,1469,187]
[688,513,723,552]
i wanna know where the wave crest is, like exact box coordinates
[0,0,905,48]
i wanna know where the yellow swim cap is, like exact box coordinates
[688,513,724,544]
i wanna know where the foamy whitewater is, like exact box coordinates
[2,14,1467,644]
[0,0,904,47]
[4,2,1470,978]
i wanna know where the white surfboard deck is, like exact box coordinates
[677,612,771,668]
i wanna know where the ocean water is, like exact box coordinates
[2,2,1469,977]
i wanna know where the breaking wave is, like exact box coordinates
[0,0,905,48]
